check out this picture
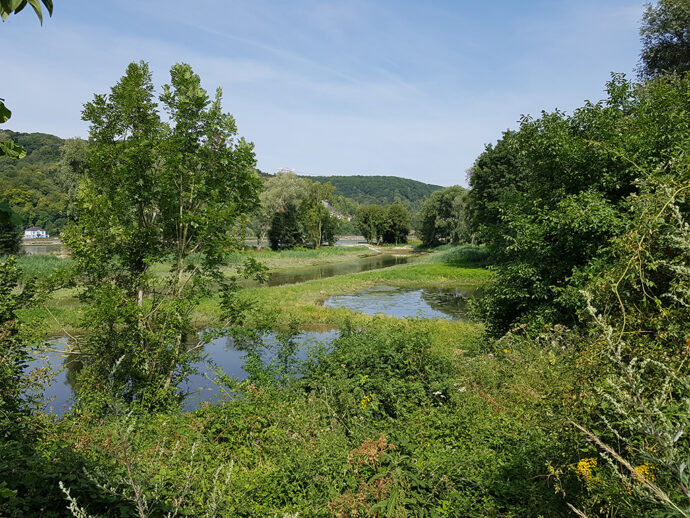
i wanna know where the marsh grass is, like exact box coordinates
[4,254,74,281]
[435,244,492,266]
[19,246,491,338]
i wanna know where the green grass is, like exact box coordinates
[190,258,490,350]
[17,246,492,338]
[2,254,73,281]
[433,244,492,266]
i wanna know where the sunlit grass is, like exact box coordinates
[18,246,491,337]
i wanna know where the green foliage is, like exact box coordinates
[0,0,53,23]
[356,203,411,245]
[249,171,310,246]
[467,130,522,234]
[253,174,340,249]
[0,102,27,159]
[0,257,39,422]
[64,61,262,412]
[301,174,442,208]
[0,202,21,254]
[302,320,457,423]
[472,73,690,336]
[0,131,71,233]
[382,203,410,245]
[0,257,60,518]
[484,173,690,516]
[435,244,491,267]
[298,181,338,248]
[16,317,572,517]
[355,203,388,244]
[639,0,690,79]
[11,253,72,281]
[268,203,303,250]
[419,186,469,246]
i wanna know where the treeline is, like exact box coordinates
[0,132,445,245]
[250,171,341,249]
[301,174,441,209]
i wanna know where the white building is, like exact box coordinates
[24,226,49,239]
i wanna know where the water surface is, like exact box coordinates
[21,243,64,255]
[247,254,413,287]
[27,330,337,415]
[323,285,476,320]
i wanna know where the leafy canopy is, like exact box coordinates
[64,61,262,411]
[638,0,690,79]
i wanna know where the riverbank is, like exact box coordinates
[21,250,572,517]
[19,246,490,339]
[29,246,491,416]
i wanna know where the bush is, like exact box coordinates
[437,244,491,267]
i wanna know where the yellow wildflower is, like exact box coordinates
[633,463,655,483]
[360,394,373,410]
[503,348,509,354]
[576,458,598,484]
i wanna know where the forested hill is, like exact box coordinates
[0,130,69,233]
[297,175,442,206]
[0,129,443,233]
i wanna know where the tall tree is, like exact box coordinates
[268,203,303,250]
[356,204,387,244]
[467,130,522,238]
[299,181,336,248]
[250,171,309,248]
[419,186,467,246]
[639,0,690,79]
[64,62,261,410]
[383,203,410,244]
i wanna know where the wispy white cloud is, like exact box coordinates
[0,0,643,186]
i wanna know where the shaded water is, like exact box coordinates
[323,285,477,321]
[21,243,64,255]
[182,329,337,410]
[247,254,413,287]
[27,331,338,415]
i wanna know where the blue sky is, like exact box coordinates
[2,0,643,186]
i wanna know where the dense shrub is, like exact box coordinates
[470,73,690,336]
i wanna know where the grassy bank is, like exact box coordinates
[18,246,491,338]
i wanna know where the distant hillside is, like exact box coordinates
[1,130,444,234]
[298,175,443,206]
[0,131,69,233]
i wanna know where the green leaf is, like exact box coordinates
[0,101,11,123]
[12,0,26,14]
[0,140,27,159]
[26,0,42,23]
